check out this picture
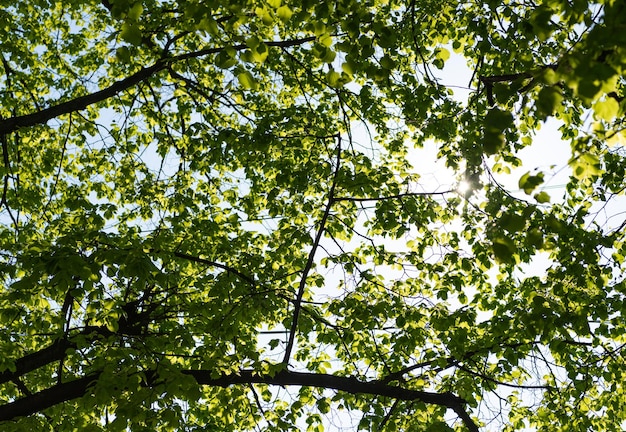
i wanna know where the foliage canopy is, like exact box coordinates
[1,0,626,430]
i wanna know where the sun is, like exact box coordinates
[457,180,471,194]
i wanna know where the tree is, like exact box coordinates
[0,0,624,430]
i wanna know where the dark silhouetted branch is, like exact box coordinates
[0,368,479,431]
[0,37,315,136]
[0,373,101,421]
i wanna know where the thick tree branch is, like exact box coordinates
[0,62,166,135]
[0,36,316,136]
[0,325,131,386]
[190,368,479,431]
[0,369,479,431]
[0,339,74,386]
[478,65,558,105]
[0,373,101,421]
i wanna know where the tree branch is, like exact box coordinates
[170,250,256,286]
[0,36,316,136]
[0,339,73,386]
[282,135,341,365]
[0,373,101,421]
[0,369,479,431]
[0,325,133,387]
[478,72,534,84]
[0,61,166,135]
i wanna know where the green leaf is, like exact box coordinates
[196,17,219,34]
[276,5,293,22]
[534,191,550,203]
[483,108,514,155]
[426,421,454,432]
[120,22,143,46]
[593,98,620,122]
[246,35,261,49]
[569,153,603,179]
[326,70,341,87]
[255,6,274,25]
[380,55,395,70]
[492,236,517,264]
[237,71,258,89]
[395,315,406,328]
[115,46,132,63]
[437,47,450,62]
[312,22,326,36]
[536,86,563,119]
[216,50,237,69]
[376,27,396,48]
[518,171,544,194]
[318,33,333,48]
[341,59,356,75]
[529,6,554,41]
[526,227,544,248]
[500,212,526,233]
[127,2,143,21]
[312,44,335,63]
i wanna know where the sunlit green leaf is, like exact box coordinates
[237,70,258,89]
[593,98,620,122]
[492,236,516,264]
[276,5,293,22]
[518,171,544,194]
